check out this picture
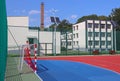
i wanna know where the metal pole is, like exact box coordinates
[38,28,40,56]
[89,29,92,55]
[66,31,68,55]
[114,28,116,51]
[78,45,80,55]
[72,29,74,50]
[52,27,55,55]
[54,24,56,56]
[0,0,8,81]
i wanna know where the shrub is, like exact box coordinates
[109,50,115,54]
[93,50,99,55]
[61,47,67,51]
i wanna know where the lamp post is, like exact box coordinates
[50,17,60,56]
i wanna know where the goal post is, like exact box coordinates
[19,43,38,73]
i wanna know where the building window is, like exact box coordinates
[68,42,71,46]
[70,42,71,45]
[107,33,111,37]
[71,34,73,39]
[88,23,92,28]
[94,41,99,45]
[76,33,78,38]
[76,25,78,30]
[101,24,105,29]
[88,41,92,46]
[107,24,111,29]
[76,41,78,45]
[88,32,92,37]
[101,41,105,45]
[94,32,99,37]
[101,32,105,37]
[73,26,75,31]
[73,34,75,38]
[73,41,75,45]
[107,41,111,45]
[94,23,99,28]
[67,35,69,39]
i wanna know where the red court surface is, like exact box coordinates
[38,55,120,74]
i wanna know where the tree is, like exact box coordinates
[110,8,120,30]
[49,19,72,33]
[98,15,110,20]
[76,14,109,23]
[49,24,56,31]
[57,19,72,33]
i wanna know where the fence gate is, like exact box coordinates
[38,43,53,56]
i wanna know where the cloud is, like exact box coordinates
[29,10,40,15]
[45,8,59,15]
[13,9,27,14]
[70,15,78,19]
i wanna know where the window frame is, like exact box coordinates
[88,23,92,28]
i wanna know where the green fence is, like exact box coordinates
[116,31,120,51]
[0,0,8,81]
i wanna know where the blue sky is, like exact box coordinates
[6,0,120,27]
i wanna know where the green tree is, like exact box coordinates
[57,19,72,33]
[110,8,120,30]
[49,19,72,33]
[98,15,110,20]
[49,24,56,31]
[76,14,109,23]
[76,14,98,23]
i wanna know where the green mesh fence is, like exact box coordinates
[116,31,120,51]
[0,0,8,81]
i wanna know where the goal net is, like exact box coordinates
[19,44,37,73]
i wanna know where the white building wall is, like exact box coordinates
[7,16,61,54]
[61,33,73,49]
[8,16,29,48]
[73,22,86,51]
[28,30,60,54]
[72,20,114,52]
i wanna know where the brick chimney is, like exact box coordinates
[40,2,44,31]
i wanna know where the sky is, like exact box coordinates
[6,0,120,27]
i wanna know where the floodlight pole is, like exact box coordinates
[54,23,57,55]
[50,16,60,56]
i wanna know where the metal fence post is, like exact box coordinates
[0,0,8,81]
[65,31,68,55]
[38,28,40,56]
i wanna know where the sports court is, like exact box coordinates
[28,55,120,81]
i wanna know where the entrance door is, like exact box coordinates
[28,38,37,44]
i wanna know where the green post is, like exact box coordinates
[38,28,40,56]
[0,0,8,81]
[65,31,68,55]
